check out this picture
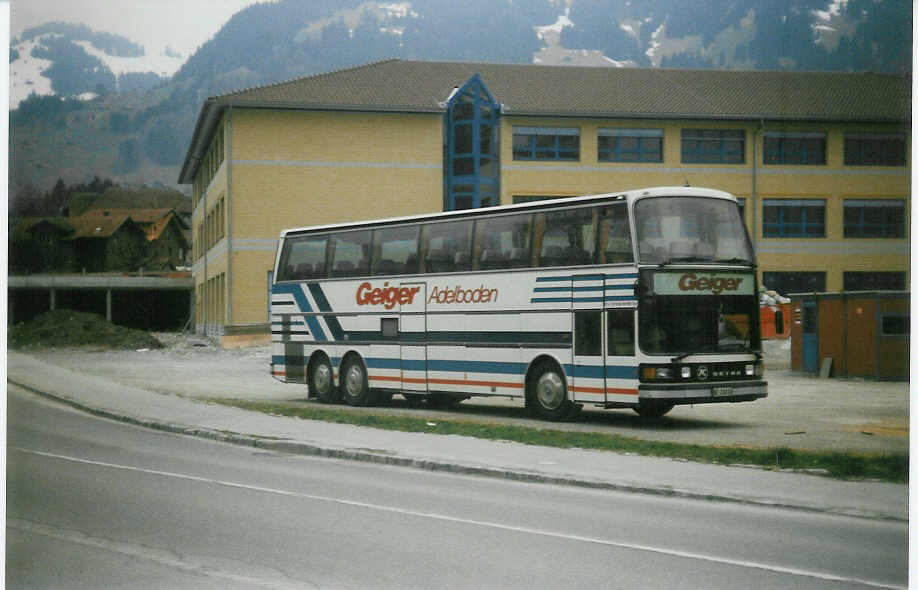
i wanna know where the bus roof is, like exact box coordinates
[278,186,736,239]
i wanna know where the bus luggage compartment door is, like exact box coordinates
[399,282,427,392]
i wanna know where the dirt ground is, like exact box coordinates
[18,333,909,455]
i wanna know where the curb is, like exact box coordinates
[9,379,906,523]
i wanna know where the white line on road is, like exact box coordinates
[15,447,905,590]
[7,518,313,589]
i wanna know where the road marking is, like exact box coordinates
[16,447,905,590]
[7,518,313,590]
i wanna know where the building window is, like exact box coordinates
[763,131,826,165]
[880,314,909,337]
[681,129,744,164]
[763,199,826,238]
[843,271,906,291]
[598,128,662,162]
[843,199,906,238]
[844,133,907,166]
[762,271,826,294]
[513,127,580,161]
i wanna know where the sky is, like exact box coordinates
[10,0,262,59]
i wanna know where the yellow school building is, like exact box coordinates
[178,59,910,345]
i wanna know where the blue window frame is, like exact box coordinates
[844,133,907,166]
[444,75,500,211]
[843,199,906,238]
[681,129,744,164]
[513,127,580,161]
[763,131,826,165]
[763,199,826,238]
[598,128,663,162]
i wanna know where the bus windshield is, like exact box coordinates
[634,197,753,265]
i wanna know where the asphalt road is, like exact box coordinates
[7,387,908,589]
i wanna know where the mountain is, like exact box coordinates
[10,22,184,109]
[9,0,911,203]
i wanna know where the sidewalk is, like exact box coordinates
[7,349,908,522]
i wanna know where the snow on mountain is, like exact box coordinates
[10,37,56,109]
[73,41,184,79]
[10,32,184,110]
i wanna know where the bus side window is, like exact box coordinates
[330,230,370,278]
[575,311,602,356]
[372,225,420,276]
[422,219,473,274]
[600,204,634,264]
[536,207,596,268]
[278,235,328,281]
[608,309,635,356]
[475,213,532,270]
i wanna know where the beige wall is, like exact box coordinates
[500,117,910,293]
[191,107,909,335]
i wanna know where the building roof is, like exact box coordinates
[67,211,137,239]
[179,58,912,183]
[71,208,187,241]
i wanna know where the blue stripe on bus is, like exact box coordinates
[272,355,636,381]
[533,286,571,293]
[307,282,345,340]
[272,284,327,341]
[605,284,633,290]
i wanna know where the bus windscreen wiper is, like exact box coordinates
[658,256,711,267]
[714,257,752,264]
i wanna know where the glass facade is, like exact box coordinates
[444,75,500,211]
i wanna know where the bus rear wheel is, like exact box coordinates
[341,357,375,407]
[309,355,340,404]
[529,361,573,421]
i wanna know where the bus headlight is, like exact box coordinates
[745,364,755,376]
[641,366,673,380]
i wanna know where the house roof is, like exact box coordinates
[70,208,187,241]
[11,217,75,242]
[66,211,137,239]
[179,58,912,183]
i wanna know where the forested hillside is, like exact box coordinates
[9,0,911,205]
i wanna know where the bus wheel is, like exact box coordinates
[634,401,674,418]
[310,356,339,404]
[529,361,572,421]
[341,357,374,407]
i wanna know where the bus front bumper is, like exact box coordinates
[638,380,768,405]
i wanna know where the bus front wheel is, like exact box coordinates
[529,361,573,421]
[341,357,374,407]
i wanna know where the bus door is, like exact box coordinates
[399,282,427,392]
[571,274,606,404]
[603,306,638,400]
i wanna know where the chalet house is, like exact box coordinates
[80,208,191,269]
[9,207,190,274]
[10,218,77,273]
[67,211,148,272]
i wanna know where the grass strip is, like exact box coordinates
[212,399,907,483]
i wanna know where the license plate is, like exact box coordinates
[712,386,734,397]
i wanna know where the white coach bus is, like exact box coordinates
[270,186,767,420]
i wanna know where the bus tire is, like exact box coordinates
[528,361,572,421]
[634,401,674,418]
[341,356,375,407]
[309,354,340,404]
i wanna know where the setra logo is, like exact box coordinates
[355,282,421,310]
[678,273,744,295]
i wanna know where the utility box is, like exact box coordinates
[790,292,909,380]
